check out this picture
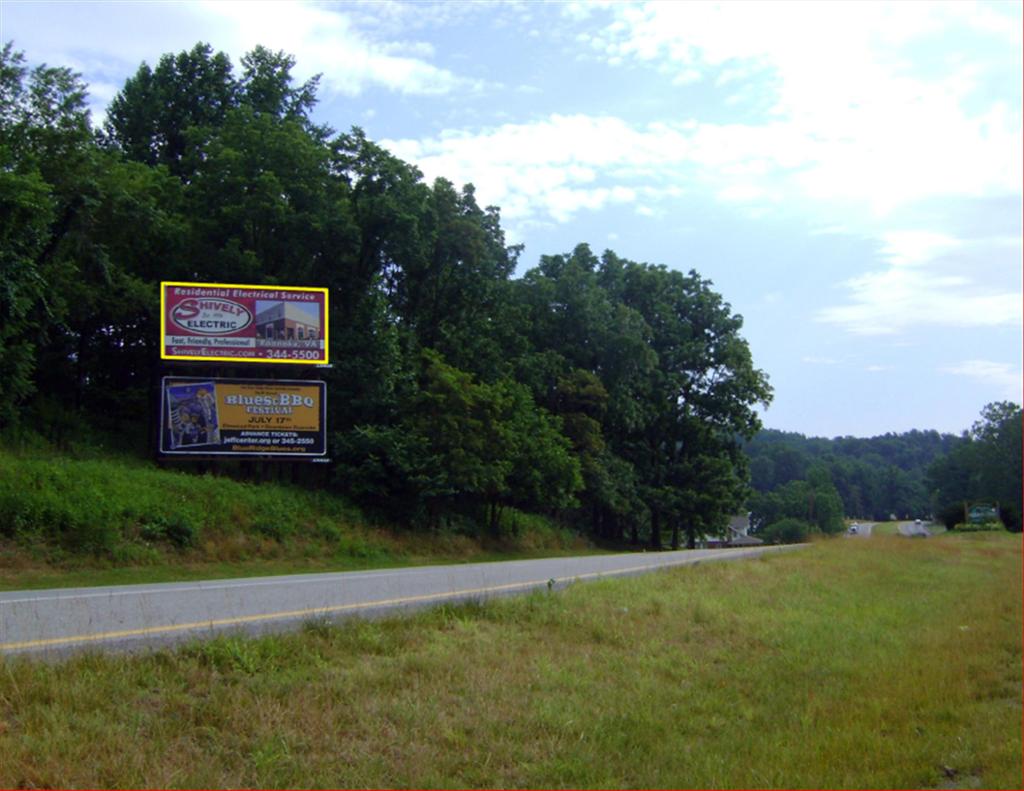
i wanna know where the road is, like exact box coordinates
[845,520,938,538]
[845,522,875,537]
[897,520,933,537]
[1,545,800,658]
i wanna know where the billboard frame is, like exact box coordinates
[158,376,328,459]
[160,281,329,365]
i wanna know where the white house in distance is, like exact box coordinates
[702,513,764,548]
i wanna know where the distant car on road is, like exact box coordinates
[848,524,859,535]
[914,518,922,525]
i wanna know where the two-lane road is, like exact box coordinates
[845,522,875,537]
[897,520,933,537]
[1,545,801,658]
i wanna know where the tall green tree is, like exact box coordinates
[614,260,772,547]
[928,402,1022,530]
[336,350,581,532]
[103,42,236,176]
[0,44,93,423]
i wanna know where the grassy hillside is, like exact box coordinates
[0,444,590,590]
[1,533,1019,788]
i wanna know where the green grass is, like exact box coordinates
[1,533,1019,788]
[869,520,900,536]
[0,445,597,591]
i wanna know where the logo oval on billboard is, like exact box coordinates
[170,299,253,336]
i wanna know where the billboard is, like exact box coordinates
[161,282,329,364]
[160,377,327,458]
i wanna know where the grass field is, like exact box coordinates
[1,532,1019,789]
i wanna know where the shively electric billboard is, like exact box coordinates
[159,377,327,457]
[161,282,329,364]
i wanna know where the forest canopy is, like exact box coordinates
[1,41,774,548]
[3,41,1018,545]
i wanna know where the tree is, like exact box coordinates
[238,46,322,131]
[929,402,1023,530]
[613,260,772,547]
[749,475,845,536]
[336,350,581,532]
[0,165,52,424]
[744,427,960,520]
[103,42,236,176]
[0,43,89,424]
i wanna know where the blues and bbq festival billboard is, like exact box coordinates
[160,377,327,458]
[161,282,329,364]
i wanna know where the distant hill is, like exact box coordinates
[744,428,965,520]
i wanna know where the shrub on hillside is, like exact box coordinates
[0,449,363,561]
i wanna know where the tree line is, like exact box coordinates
[1,42,772,548]
[745,412,1022,536]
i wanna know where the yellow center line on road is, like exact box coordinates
[0,561,677,652]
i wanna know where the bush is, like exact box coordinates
[164,515,198,548]
[760,518,815,545]
[953,522,1005,533]
[253,518,293,543]
[136,514,198,549]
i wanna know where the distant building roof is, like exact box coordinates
[699,523,764,547]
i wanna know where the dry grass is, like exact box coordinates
[1,533,1020,788]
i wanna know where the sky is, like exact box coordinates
[3,0,1022,438]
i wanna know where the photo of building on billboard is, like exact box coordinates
[160,377,327,458]
[160,282,328,364]
[254,300,322,345]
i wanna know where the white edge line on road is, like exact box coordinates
[0,547,799,652]
[0,547,778,605]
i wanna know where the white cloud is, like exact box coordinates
[546,185,637,223]
[879,231,962,267]
[802,356,838,365]
[717,183,771,204]
[817,230,1022,335]
[381,113,810,226]
[941,360,1023,400]
[197,1,481,96]
[4,0,480,100]
[816,267,1021,335]
[865,365,893,373]
[574,1,1022,213]
[382,1,1020,229]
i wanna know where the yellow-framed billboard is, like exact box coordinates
[160,281,329,364]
